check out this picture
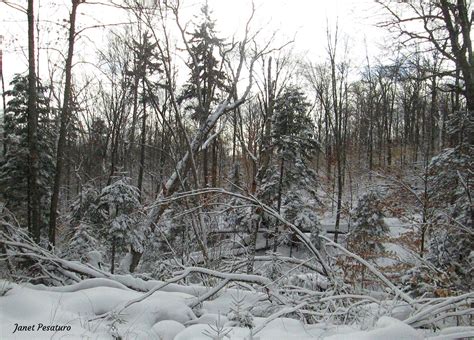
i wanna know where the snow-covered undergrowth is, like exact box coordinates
[2,277,473,339]
[1,201,472,339]
[0,278,447,340]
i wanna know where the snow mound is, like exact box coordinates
[151,320,186,340]
[326,316,423,340]
[0,282,195,340]
[185,313,228,327]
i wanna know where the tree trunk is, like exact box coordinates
[211,138,218,188]
[111,237,116,274]
[203,148,209,187]
[439,0,474,111]
[247,214,261,274]
[129,74,139,174]
[48,0,79,247]
[27,0,41,243]
[257,57,274,183]
[137,79,147,201]
[273,157,285,252]
[334,154,343,243]
[1,53,6,156]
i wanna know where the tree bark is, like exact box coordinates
[1,49,6,156]
[257,57,274,183]
[129,72,139,174]
[211,137,218,188]
[273,157,285,252]
[111,237,116,274]
[137,78,147,201]
[27,0,41,243]
[334,155,343,243]
[48,0,79,247]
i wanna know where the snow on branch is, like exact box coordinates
[404,292,474,327]
[92,265,284,322]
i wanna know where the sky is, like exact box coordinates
[205,0,386,57]
[0,0,388,93]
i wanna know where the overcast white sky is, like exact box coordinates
[0,0,387,88]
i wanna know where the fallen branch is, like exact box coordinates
[91,265,285,322]
[404,292,473,326]
[189,278,230,308]
[252,301,308,334]
[321,235,417,308]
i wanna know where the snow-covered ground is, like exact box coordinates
[2,279,459,340]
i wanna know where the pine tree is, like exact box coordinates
[84,118,108,183]
[425,144,473,291]
[95,177,142,273]
[227,293,254,329]
[347,191,388,255]
[178,3,229,188]
[65,178,143,273]
[259,86,320,251]
[265,86,319,200]
[262,251,283,281]
[179,3,228,124]
[63,185,101,263]
[284,191,321,251]
[402,116,473,296]
[127,30,162,198]
[67,185,100,227]
[0,74,55,232]
[65,222,100,263]
[345,190,388,290]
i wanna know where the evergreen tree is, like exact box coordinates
[178,3,229,188]
[347,191,388,255]
[68,184,100,227]
[156,203,191,256]
[64,178,143,273]
[127,30,162,198]
[0,74,55,231]
[95,177,143,273]
[259,86,320,250]
[426,145,473,291]
[65,222,100,264]
[63,185,101,263]
[262,251,283,281]
[284,191,321,248]
[179,3,228,124]
[403,118,473,296]
[262,86,319,201]
[84,118,108,183]
[226,293,254,329]
[344,191,388,290]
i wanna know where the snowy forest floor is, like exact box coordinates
[2,278,467,340]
